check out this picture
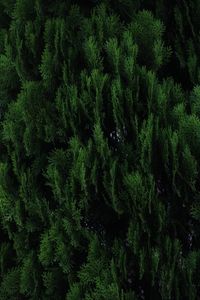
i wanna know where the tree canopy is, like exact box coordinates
[0,1,200,299]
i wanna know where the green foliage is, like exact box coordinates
[0,1,200,299]
[0,268,21,300]
[0,54,19,119]
[39,231,54,267]
[129,10,171,70]
[84,36,103,71]
[20,253,40,297]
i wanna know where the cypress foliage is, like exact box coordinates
[0,1,200,299]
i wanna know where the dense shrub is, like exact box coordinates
[0,1,200,299]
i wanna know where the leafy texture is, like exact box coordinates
[0,1,200,299]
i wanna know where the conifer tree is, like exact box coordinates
[0,1,200,299]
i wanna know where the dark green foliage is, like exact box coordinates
[0,1,200,299]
